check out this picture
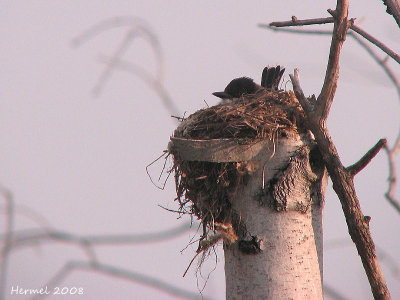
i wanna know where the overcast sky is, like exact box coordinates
[1,1,400,299]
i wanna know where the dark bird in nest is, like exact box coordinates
[213,65,285,100]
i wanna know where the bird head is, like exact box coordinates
[213,77,260,100]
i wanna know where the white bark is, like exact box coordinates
[224,134,326,299]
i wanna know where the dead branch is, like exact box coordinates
[293,68,391,298]
[316,5,350,122]
[349,33,400,98]
[280,5,351,123]
[269,16,334,27]
[263,11,400,65]
[285,1,393,298]
[289,69,310,112]
[261,14,400,216]
[384,135,400,213]
[347,139,387,176]
[381,0,400,27]
[348,23,400,64]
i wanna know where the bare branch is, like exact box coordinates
[349,33,400,99]
[384,137,400,213]
[265,11,400,67]
[290,68,391,299]
[349,23,400,64]
[265,26,400,97]
[261,23,400,215]
[289,69,313,112]
[265,7,350,122]
[347,139,387,176]
[381,0,400,27]
[265,16,334,27]
[316,4,350,122]
[328,9,400,64]
[265,6,400,219]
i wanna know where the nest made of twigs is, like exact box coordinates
[174,89,303,141]
[170,89,304,243]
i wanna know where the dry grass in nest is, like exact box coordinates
[174,89,304,141]
[170,89,304,245]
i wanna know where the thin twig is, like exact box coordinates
[349,32,400,99]
[289,69,312,112]
[266,16,334,27]
[384,140,400,213]
[349,23,400,64]
[146,151,170,190]
[347,139,387,176]
[265,11,400,67]
[183,252,201,278]
[158,204,191,215]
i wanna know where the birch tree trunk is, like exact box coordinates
[224,134,327,299]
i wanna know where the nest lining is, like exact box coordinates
[170,89,305,243]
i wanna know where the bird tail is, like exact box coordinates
[261,66,285,90]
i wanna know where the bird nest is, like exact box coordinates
[169,89,305,246]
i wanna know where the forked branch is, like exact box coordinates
[285,0,392,298]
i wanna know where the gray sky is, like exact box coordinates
[1,1,400,299]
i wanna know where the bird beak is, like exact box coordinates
[212,91,231,99]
